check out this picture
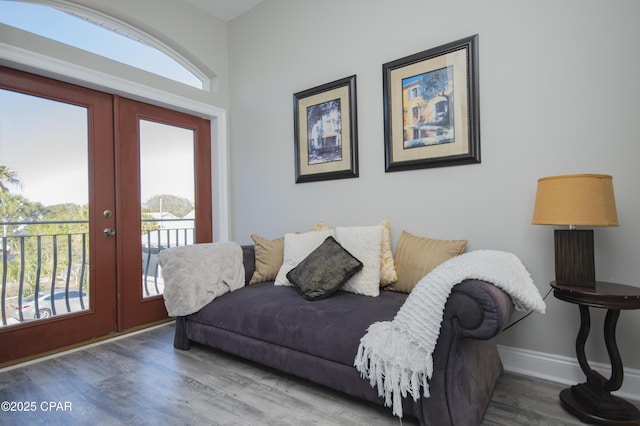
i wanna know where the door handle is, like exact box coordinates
[103,228,116,237]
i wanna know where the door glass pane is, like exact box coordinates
[139,120,195,298]
[0,90,89,326]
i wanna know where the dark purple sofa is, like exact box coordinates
[174,245,515,425]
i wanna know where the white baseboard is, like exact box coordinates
[498,345,640,402]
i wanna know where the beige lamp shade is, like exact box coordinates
[532,174,619,226]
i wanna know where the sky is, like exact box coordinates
[0,1,196,207]
[140,120,194,205]
[0,89,89,205]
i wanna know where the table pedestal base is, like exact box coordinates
[551,282,640,425]
[560,385,640,425]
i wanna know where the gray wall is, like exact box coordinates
[5,0,637,379]
[227,0,640,370]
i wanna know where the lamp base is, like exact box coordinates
[554,229,595,288]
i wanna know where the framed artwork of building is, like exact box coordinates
[293,75,358,183]
[383,35,480,172]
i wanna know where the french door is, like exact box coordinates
[0,67,117,362]
[0,67,211,363]
[115,97,212,330]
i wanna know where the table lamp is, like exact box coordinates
[532,174,619,287]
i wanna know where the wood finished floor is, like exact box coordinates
[1,322,638,425]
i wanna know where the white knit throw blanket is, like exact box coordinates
[353,250,546,418]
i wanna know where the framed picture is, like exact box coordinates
[383,34,480,172]
[293,75,358,183]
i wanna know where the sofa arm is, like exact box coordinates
[443,279,514,340]
[425,279,513,426]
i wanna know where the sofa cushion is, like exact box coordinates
[335,225,383,297]
[249,234,284,284]
[312,220,398,286]
[287,236,363,300]
[187,282,408,366]
[274,229,335,286]
[388,230,467,293]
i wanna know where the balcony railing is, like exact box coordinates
[1,218,194,327]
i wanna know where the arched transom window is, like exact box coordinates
[0,0,208,90]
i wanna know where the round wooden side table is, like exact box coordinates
[551,281,640,425]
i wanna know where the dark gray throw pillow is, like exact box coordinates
[286,236,363,301]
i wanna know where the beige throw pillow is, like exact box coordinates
[311,221,330,231]
[249,234,284,284]
[379,219,398,286]
[388,230,467,293]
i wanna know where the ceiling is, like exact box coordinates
[183,0,263,22]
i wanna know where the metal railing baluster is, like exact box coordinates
[79,233,86,310]
[17,237,25,322]
[64,234,72,313]
[35,236,42,317]
[153,255,160,296]
[1,236,8,326]
[143,232,152,297]
[50,235,57,317]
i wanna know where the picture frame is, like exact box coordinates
[293,75,358,183]
[383,34,480,172]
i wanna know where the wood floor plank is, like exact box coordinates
[0,322,637,425]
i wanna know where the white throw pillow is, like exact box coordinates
[335,225,383,297]
[274,229,335,286]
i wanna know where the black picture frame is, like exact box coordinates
[383,34,480,172]
[293,75,358,183]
